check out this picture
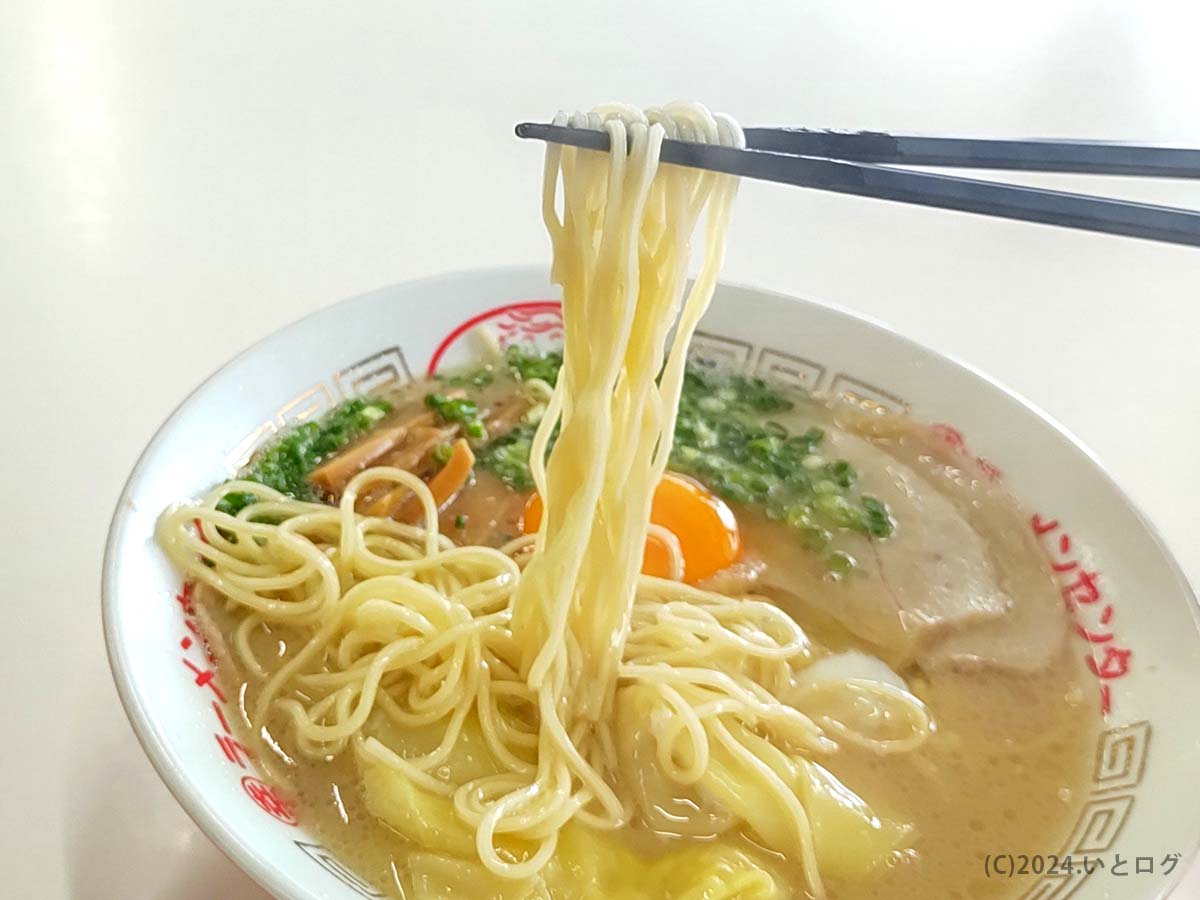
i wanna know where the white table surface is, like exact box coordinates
[3,1,1199,897]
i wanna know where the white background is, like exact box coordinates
[2,1,1198,897]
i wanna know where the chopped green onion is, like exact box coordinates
[425,393,487,443]
[217,396,392,515]
[826,459,857,488]
[800,525,832,552]
[457,351,898,572]
[505,346,564,384]
[827,550,857,578]
[813,493,859,529]
[862,496,894,538]
[437,367,496,389]
[785,505,813,529]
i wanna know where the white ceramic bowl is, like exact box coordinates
[104,265,1200,900]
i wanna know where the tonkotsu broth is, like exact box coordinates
[156,102,1101,899]
[192,370,1099,900]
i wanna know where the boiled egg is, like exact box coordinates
[521,472,741,585]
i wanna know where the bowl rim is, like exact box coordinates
[102,263,1200,900]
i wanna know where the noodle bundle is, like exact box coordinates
[157,102,932,898]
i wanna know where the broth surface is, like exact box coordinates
[204,591,1096,900]
[199,373,1099,900]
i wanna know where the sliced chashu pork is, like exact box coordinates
[706,404,1068,674]
[834,407,1067,674]
[731,423,1011,669]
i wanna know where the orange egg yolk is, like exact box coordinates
[521,472,741,585]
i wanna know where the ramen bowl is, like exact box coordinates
[103,265,1200,900]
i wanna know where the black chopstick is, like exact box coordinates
[742,129,1200,178]
[515,122,1200,249]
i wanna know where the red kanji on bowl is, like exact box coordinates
[241,776,298,826]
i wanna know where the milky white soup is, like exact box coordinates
[189,356,1097,900]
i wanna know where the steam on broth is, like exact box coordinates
[159,103,1098,900]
